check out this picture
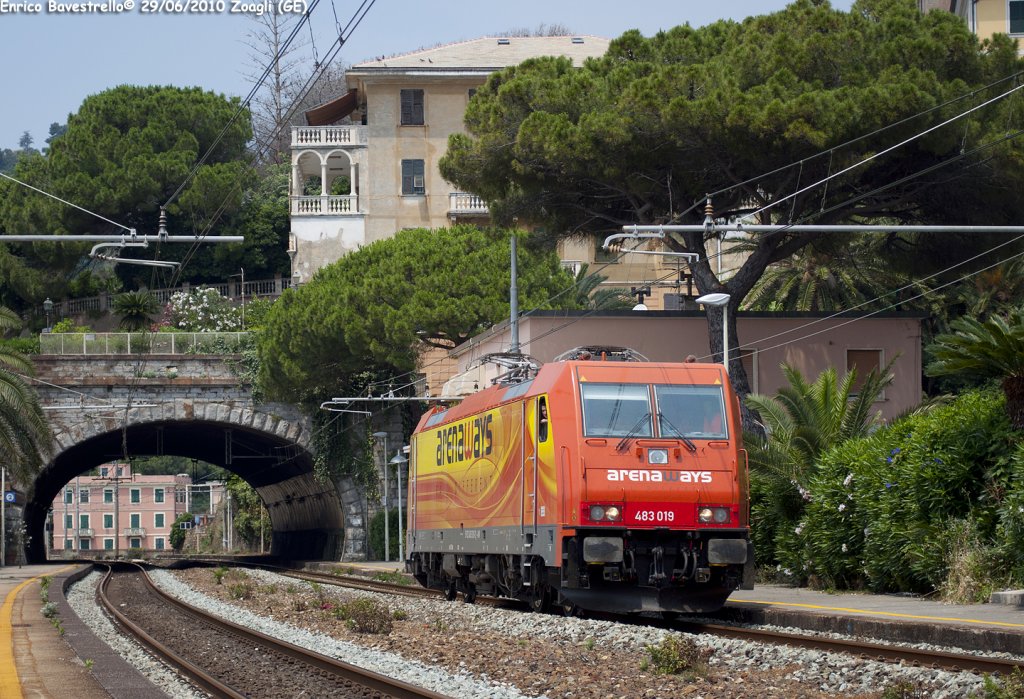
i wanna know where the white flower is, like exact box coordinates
[795,525,803,535]
[838,503,846,512]
[843,473,853,487]
[783,568,792,576]
[841,543,848,553]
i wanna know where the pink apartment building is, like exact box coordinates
[49,464,192,555]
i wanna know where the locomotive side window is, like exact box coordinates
[538,397,549,442]
[654,385,727,439]
[580,383,652,437]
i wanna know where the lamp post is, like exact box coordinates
[390,450,408,562]
[372,432,389,562]
[695,293,731,372]
[43,297,53,332]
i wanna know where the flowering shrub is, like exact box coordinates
[776,388,1019,596]
[162,287,242,332]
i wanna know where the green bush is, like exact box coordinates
[368,508,405,561]
[336,598,393,634]
[777,388,1021,594]
[1,337,39,355]
[644,635,711,676]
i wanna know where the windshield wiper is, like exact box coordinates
[658,413,698,453]
[615,413,651,453]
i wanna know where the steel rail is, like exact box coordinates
[96,562,451,699]
[671,620,1024,675]
[170,559,1024,676]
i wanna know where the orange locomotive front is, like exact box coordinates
[406,350,754,615]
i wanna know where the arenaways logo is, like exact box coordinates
[606,469,712,483]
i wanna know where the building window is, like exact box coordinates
[401,159,425,195]
[176,488,187,504]
[79,488,90,504]
[1012,0,1024,33]
[104,538,114,550]
[468,88,477,100]
[79,514,89,530]
[130,488,140,504]
[64,539,73,550]
[64,514,73,530]
[129,538,141,549]
[64,488,73,504]
[130,513,141,529]
[100,466,108,477]
[155,513,165,529]
[400,89,424,125]
[154,488,164,503]
[738,347,759,394]
[155,538,165,551]
[104,489,114,504]
[80,538,91,551]
[847,349,883,398]
[103,514,114,529]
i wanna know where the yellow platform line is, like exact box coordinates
[0,566,77,698]
[735,599,1024,628]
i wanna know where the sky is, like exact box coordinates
[0,0,853,150]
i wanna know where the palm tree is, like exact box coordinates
[744,234,931,312]
[572,263,631,310]
[925,307,1024,430]
[743,361,894,563]
[112,290,160,331]
[0,306,52,483]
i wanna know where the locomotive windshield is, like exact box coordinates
[580,383,653,437]
[654,385,727,439]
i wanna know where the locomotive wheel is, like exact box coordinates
[443,582,458,601]
[560,600,581,618]
[528,586,549,613]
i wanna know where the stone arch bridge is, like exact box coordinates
[14,344,379,564]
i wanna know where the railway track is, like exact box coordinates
[224,562,1023,677]
[96,562,451,699]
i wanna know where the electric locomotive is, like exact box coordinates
[406,347,753,615]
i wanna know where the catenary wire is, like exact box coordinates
[0,172,134,233]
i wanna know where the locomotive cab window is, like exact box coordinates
[580,383,652,437]
[538,397,549,442]
[654,385,727,439]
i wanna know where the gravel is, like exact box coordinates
[66,565,1004,698]
[65,571,207,699]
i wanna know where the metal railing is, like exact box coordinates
[39,332,250,356]
[49,276,292,319]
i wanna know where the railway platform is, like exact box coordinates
[0,562,165,699]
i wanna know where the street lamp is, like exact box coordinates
[390,449,408,562]
[43,297,53,332]
[631,286,651,312]
[372,431,389,562]
[695,292,731,372]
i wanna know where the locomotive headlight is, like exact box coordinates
[698,506,731,524]
[604,506,622,522]
[648,448,669,464]
[590,505,606,521]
